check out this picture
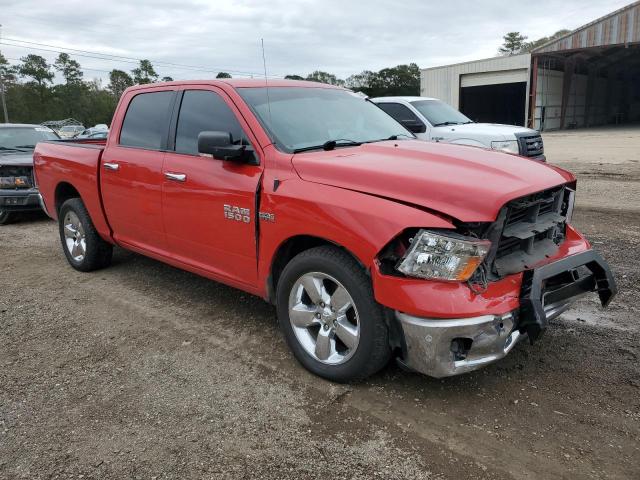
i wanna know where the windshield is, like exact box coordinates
[0,127,59,151]
[238,87,412,152]
[60,126,81,132]
[410,100,472,126]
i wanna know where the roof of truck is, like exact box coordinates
[371,96,438,102]
[127,78,345,92]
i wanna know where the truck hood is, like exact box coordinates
[432,123,537,143]
[292,140,572,222]
[0,151,34,167]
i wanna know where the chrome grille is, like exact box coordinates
[517,134,544,157]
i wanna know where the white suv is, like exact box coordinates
[372,96,545,161]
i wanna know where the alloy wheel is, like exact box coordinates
[63,211,87,262]
[288,272,360,365]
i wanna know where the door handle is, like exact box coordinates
[103,162,119,171]
[165,172,186,182]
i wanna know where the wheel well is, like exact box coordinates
[267,235,364,303]
[55,182,80,214]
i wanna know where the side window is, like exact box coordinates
[119,91,174,150]
[175,90,246,155]
[377,103,423,124]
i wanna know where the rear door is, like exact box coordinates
[161,87,263,288]
[101,89,176,255]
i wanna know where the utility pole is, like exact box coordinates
[0,24,9,123]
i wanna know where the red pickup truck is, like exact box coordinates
[34,79,616,382]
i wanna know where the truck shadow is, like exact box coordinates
[106,245,636,401]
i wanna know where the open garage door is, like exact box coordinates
[459,69,528,126]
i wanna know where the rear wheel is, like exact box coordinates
[0,210,13,225]
[276,246,391,383]
[58,198,113,272]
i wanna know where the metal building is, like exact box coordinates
[421,1,640,130]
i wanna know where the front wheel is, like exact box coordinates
[58,198,113,272]
[276,246,391,383]
[0,210,13,226]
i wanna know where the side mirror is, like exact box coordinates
[197,131,249,162]
[400,119,427,134]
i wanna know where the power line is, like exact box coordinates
[1,37,282,78]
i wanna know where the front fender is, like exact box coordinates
[257,177,454,297]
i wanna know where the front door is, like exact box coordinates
[101,89,177,255]
[161,87,263,288]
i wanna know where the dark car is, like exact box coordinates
[0,124,59,225]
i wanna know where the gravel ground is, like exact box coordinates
[1,128,639,479]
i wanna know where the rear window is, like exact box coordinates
[119,91,174,150]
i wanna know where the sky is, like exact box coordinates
[0,0,634,85]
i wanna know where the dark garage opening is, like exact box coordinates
[460,82,527,126]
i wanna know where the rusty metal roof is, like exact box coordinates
[532,1,640,53]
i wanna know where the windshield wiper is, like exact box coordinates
[364,133,414,143]
[432,121,461,127]
[0,146,27,152]
[14,144,36,149]
[293,139,361,153]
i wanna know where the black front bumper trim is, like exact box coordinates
[519,250,616,342]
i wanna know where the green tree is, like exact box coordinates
[523,29,572,52]
[54,53,83,84]
[345,70,376,92]
[305,70,344,86]
[131,59,158,84]
[499,32,528,55]
[0,53,16,85]
[161,76,174,82]
[108,69,134,98]
[284,74,304,80]
[346,64,420,97]
[216,72,232,79]
[0,53,13,122]
[16,54,54,107]
[17,54,54,87]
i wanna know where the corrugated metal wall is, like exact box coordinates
[533,1,640,53]
[421,54,531,110]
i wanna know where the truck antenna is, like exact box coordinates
[261,38,273,142]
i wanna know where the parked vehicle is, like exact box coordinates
[75,127,109,139]
[87,131,108,140]
[372,96,546,161]
[0,124,59,225]
[57,124,85,139]
[34,80,615,382]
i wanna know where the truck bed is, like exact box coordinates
[34,140,112,241]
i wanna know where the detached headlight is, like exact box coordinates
[491,140,520,155]
[397,230,491,281]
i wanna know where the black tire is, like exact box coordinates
[276,246,391,383]
[58,198,113,272]
[0,210,13,226]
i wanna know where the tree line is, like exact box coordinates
[0,27,568,126]
[0,52,421,127]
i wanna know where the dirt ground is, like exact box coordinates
[1,127,639,479]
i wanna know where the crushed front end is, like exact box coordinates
[374,185,617,378]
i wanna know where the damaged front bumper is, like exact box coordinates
[396,250,617,378]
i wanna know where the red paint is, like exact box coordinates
[35,80,588,319]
